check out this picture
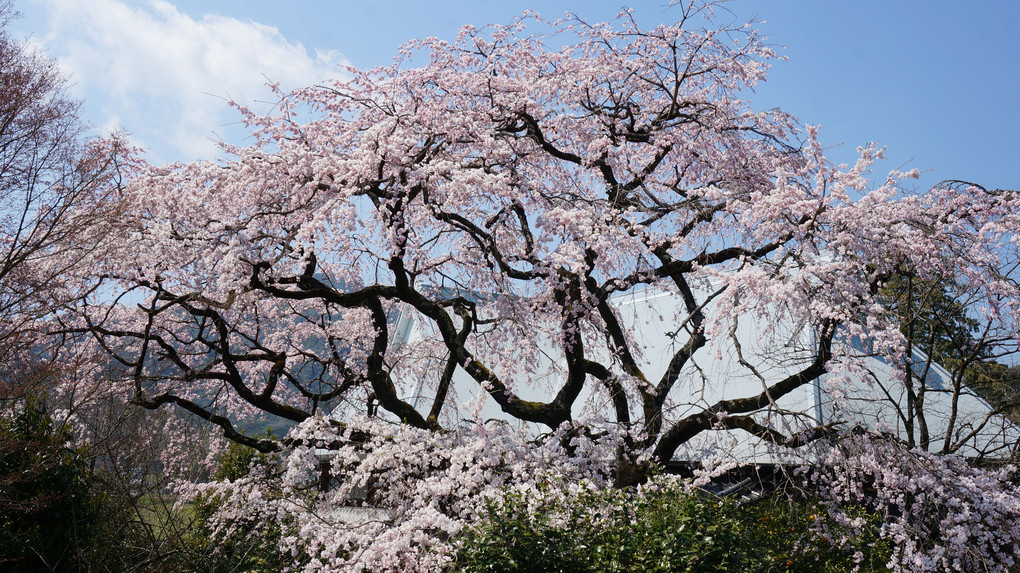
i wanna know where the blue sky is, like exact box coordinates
[10,0,1020,193]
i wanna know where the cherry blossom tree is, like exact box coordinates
[59,2,1020,570]
[809,431,1020,573]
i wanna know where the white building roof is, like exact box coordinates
[382,286,1019,463]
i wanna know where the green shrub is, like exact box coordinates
[181,437,303,573]
[0,397,95,572]
[451,478,892,573]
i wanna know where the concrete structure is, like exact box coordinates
[386,286,1020,463]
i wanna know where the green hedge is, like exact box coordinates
[451,479,892,573]
[0,398,95,572]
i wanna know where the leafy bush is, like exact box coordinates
[451,477,892,573]
[181,437,304,573]
[0,397,95,572]
[0,394,215,572]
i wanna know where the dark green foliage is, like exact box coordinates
[183,511,294,573]
[213,436,267,482]
[0,393,277,572]
[880,272,980,367]
[880,271,1020,440]
[181,437,302,573]
[966,361,1020,426]
[451,480,892,573]
[0,397,94,572]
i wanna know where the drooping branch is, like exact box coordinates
[428,308,473,425]
[365,298,436,430]
[583,359,631,426]
[721,415,844,449]
[652,319,836,462]
[131,391,281,453]
[385,242,573,428]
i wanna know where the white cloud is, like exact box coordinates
[34,0,349,162]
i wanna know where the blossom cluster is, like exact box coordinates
[809,431,1020,573]
[183,416,627,572]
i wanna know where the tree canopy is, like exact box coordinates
[66,3,1019,459]
[37,3,1020,571]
